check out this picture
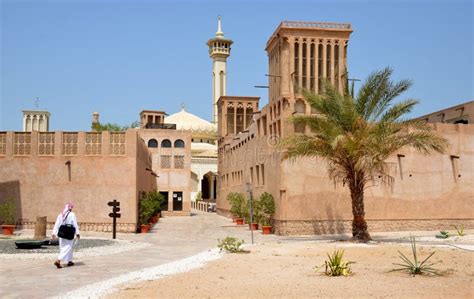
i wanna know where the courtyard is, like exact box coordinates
[0,212,472,298]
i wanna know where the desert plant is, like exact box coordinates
[259,192,275,226]
[280,68,448,241]
[451,224,465,236]
[217,236,245,253]
[436,230,450,239]
[0,198,15,225]
[227,192,246,218]
[392,236,440,276]
[320,249,354,277]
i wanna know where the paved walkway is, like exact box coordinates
[1,213,472,298]
[0,212,278,298]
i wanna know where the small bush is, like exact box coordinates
[436,231,449,239]
[391,236,440,276]
[451,224,465,236]
[321,249,354,276]
[217,236,245,253]
[259,192,275,226]
[227,192,246,218]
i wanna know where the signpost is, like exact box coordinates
[107,200,121,239]
[246,183,254,245]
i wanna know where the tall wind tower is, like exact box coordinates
[207,16,233,124]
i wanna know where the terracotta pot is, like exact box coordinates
[262,225,272,235]
[250,223,259,230]
[151,215,158,224]
[140,224,150,233]
[1,224,15,235]
[235,218,244,225]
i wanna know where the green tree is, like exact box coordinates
[91,120,140,132]
[281,68,447,242]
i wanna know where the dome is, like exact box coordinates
[165,108,216,132]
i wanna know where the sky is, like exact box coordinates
[1,0,473,131]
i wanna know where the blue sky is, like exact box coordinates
[1,0,473,131]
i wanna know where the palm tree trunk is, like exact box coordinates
[349,179,371,242]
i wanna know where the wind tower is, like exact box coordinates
[207,16,233,124]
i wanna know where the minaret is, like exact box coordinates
[207,16,233,124]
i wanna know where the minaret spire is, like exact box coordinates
[207,15,233,124]
[216,15,224,38]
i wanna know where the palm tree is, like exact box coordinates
[280,68,447,242]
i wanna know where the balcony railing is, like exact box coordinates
[281,21,351,30]
[145,123,177,130]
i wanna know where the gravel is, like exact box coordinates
[0,238,150,260]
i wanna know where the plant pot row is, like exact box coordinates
[234,218,273,235]
[139,214,160,233]
[1,224,15,235]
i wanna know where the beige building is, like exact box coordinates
[0,130,156,232]
[22,110,51,132]
[0,108,194,231]
[216,21,474,235]
[416,101,473,124]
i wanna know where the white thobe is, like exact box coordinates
[52,212,80,262]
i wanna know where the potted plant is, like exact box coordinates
[245,198,261,230]
[0,197,16,235]
[147,191,165,224]
[259,192,275,234]
[139,194,154,233]
[227,192,245,225]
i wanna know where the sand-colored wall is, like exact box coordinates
[137,129,192,213]
[0,130,156,232]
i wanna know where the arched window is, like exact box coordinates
[161,139,172,148]
[147,139,158,148]
[174,139,185,148]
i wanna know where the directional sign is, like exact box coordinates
[113,206,120,213]
[108,200,120,207]
[109,213,121,218]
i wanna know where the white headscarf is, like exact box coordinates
[61,203,74,220]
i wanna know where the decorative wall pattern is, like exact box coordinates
[110,132,126,155]
[38,132,55,156]
[62,132,78,155]
[13,132,31,156]
[161,155,171,168]
[85,132,102,156]
[174,155,185,169]
[0,132,6,155]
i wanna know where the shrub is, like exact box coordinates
[259,192,275,226]
[195,191,202,202]
[244,198,261,224]
[451,224,465,236]
[227,192,246,218]
[0,197,15,225]
[391,236,440,276]
[139,191,164,225]
[321,249,354,277]
[436,231,449,239]
[217,236,245,253]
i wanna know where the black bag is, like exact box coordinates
[58,224,76,240]
[57,212,76,240]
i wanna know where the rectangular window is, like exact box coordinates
[85,132,102,156]
[310,43,315,91]
[302,42,307,88]
[256,165,260,186]
[250,167,253,184]
[109,132,126,155]
[227,107,234,135]
[326,44,331,80]
[334,44,339,90]
[38,132,55,156]
[261,164,265,185]
[318,43,323,93]
[62,132,78,156]
[262,116,267,135]
[294,42,299,88]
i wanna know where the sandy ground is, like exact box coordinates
[109,239,473,299]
